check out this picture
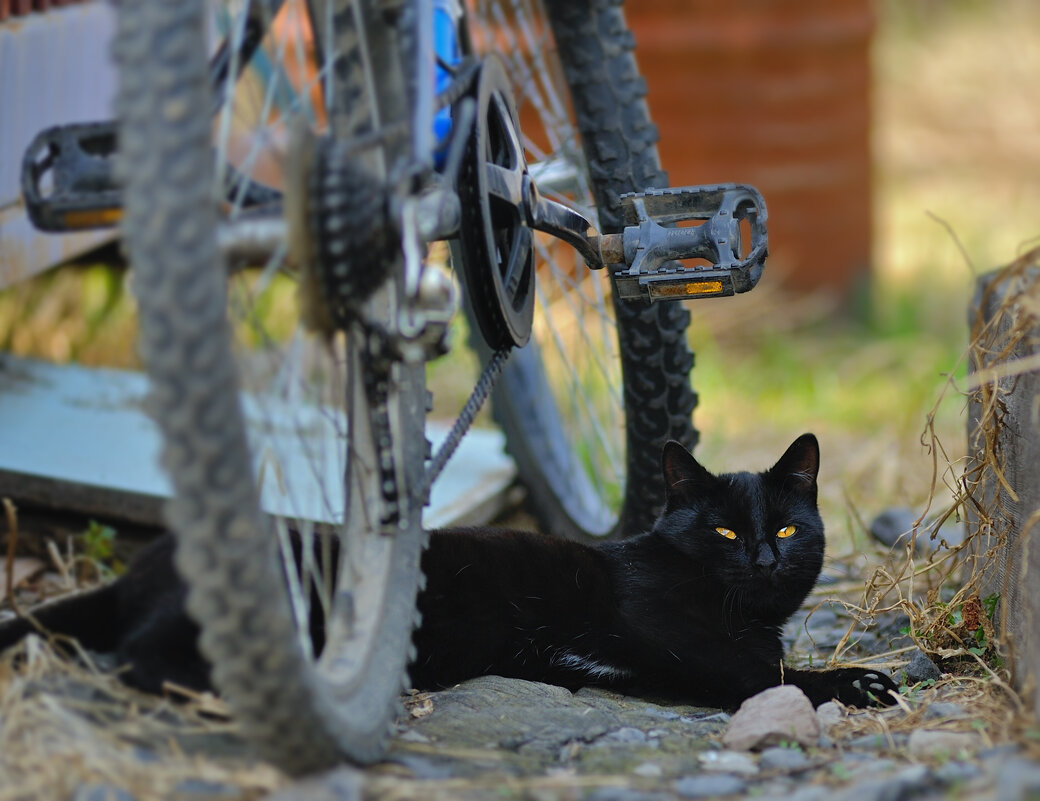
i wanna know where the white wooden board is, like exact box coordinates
[0,355,515,529]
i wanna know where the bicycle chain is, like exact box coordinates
[435,57,480,111]
[362,327,406,528]
[341,56,497,526]
[411,57,510,506]
[421,347,510,500]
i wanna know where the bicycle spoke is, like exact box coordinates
[532,264,623,474]
[467,0,629,524]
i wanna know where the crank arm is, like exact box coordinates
[524,176,604,267]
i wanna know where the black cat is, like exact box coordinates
[0,435,898,708]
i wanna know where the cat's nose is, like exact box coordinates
[753,542,778,574]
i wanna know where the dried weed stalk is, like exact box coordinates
[819,244,1040,744]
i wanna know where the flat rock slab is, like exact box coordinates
[394,676,725,780]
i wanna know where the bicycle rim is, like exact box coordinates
[116,0,426,772]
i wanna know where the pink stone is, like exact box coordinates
[721,686,820,751]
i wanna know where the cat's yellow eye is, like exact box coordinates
[715,527,737,540]
[777,525,797,539]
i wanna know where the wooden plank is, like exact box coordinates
[0,355,515,529]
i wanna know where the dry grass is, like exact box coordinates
[829,676,1029,754]
[783,244,1040,756]
[0,637,285,801]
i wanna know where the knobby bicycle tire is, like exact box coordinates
[473,0,698,542]
[115,0,425,773]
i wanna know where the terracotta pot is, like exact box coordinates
[628,0,874,295]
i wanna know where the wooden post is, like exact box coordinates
[967,262,1040,712]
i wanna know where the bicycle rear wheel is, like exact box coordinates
[115,0,425,773]
[466,0,698,541]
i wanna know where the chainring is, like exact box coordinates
[454,54,535,350]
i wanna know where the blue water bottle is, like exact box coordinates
[433,0,462,168]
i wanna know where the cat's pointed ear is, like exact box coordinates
[661,440,714,502]
[770,433,819,494]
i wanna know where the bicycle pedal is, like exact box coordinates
[609,184,768,303]
[22,122,123,232]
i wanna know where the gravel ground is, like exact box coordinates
[0,503,1035,801]
[0,565,1034,801]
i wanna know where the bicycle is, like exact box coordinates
[20,0,767,774]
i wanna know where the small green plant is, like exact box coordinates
[916,593,1002,670]
[830,762,852,782]
[898,677,936,701]
[982,593,1000,622]
[79,520,125,578]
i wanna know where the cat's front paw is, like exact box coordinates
[825,667,899,707]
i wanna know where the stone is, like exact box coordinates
[587,789,672,801]
[838,757,897,780]
[815,701,844,735]
[263,768,365,801]
[721,686,820,751]
[831,764,932,801]
[171,779,240,799]
[979,744,1022,762]
[907,729,983,759]
[869,507,917,550]
[869,507,966,553]
[758,745,810,772]
[407,676,615,754]
[73,786,136,801]
[996,757,1040,801]
[846,732,908,751]
[750,789,830,801]
[605,727,648,744]
[779,789,831,801]
[389,754,454,780]
[632,762,664,778]
[697,749,758,776]
[903,649,942,684]
[922,701,966,720]
[933,760,982,785]
[674,774,746,798]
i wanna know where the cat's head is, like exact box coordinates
[652,435,825,612]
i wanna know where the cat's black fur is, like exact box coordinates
[0,435,898,708]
